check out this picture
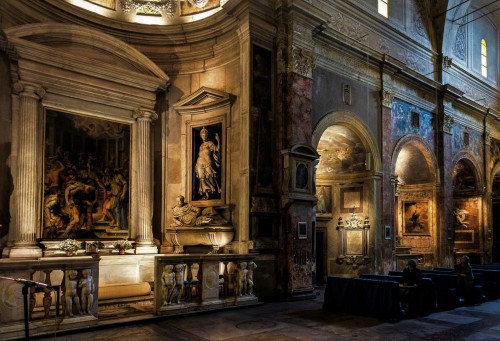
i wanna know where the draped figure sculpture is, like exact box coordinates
[195,127,220,200]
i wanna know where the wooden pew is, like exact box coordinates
[323,276,404,322]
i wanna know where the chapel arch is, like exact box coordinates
[312,111,381,279]
[451,152,485,263]
[392,135,438,265]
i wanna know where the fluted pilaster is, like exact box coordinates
[133,109,158,253]
[10,83,45,258]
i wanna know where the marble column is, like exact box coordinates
[381,89,395,273]
[437,112,454,266]
[9,82,45,258]
[133,109,158,254]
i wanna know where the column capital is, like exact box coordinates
[440,114,454,134]
[289,46,315,79]
[381,89,395,108]
[12,82,46,99]
[133,108,158,121]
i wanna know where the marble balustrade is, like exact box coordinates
[0,256,100,340]
[154,254,259,315]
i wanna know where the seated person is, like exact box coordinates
[455,255,474,304]
[401,259,422,315]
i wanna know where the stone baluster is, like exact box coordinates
[133,109,158,254]
[10,83,45,258]
[221,261,229,298]
[43,270,53,319]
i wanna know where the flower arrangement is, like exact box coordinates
[59,239,81,252]
[113,239,133,250]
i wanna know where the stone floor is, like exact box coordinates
[31,290,500,341]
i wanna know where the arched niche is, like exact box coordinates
[451,152,484,260]
[4,23,169,257]
[392,134,438,258]
[312,111,380,274]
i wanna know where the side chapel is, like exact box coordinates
[0,0,499,338]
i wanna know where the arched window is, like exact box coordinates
[378,0,388,18]
[481,38,488,77]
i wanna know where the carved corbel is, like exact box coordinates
[381,89,395,108]
[441,114,454,134]
[289,46,315,79]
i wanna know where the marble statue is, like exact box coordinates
[235,262,248,296]
[64,270,81,317]
[195,127,221,200]
[78,269,94,315]
[247,261,257,295]
[161,265,175,305]
[172,195,228,227]
[172,264,185,304]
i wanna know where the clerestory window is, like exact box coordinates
[378,0,388,18]
[481,38,488,78]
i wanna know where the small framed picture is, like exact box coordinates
[384,225,391,240]
[298,222,307,240]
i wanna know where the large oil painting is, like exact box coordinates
[43,109,130,239]
[453,198,480,248]
[403,201,430,235]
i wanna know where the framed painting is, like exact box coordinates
[43,109,130,239]
[403,201,429,235]
[340,186,363,213]
[316,185,332,217]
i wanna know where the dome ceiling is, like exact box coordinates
[64,0,229,25]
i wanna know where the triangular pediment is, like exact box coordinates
[174,87,234,114]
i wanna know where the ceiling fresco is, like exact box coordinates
[316,125,367,175]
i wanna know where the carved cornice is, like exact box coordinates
[290,46,315,78]
[0,32,18,61]
[382,89,395,108]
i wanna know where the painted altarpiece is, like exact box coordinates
[43,109,130,240]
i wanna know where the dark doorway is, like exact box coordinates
[315,229,325,286]
[492,202,500,262]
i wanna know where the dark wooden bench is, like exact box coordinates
[389,271,463,310]
[323,276,404,322]
[360,274,437,316]
[425,269,486,304]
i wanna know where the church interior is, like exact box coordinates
[0,0,499,339]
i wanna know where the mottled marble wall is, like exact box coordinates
[452,124,483,160]
[390,99,434,148]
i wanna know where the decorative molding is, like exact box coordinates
[290,46,315,78]
[382,90,395,108]
[0,32,18,61]
[454,23,466,61]
[329,11,367,43]
[443,56,453,69]
[120,0,177,16]
[173,86,234,115]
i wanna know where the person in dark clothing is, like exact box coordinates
[401,259,422,315]
[455,255,474,304]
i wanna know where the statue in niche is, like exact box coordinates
[195,127,221,200]
[64,270,81,317]
[78,269,94,315]
[172,195,228,226]
[161,265,176,305]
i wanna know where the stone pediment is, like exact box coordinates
[174,87,234,114]
[5,23,168,84]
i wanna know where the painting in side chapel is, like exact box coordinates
[43,109,130,239]
[403,201,429,235]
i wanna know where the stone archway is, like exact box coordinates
[312,112,381,278]
[392,134,438,269]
